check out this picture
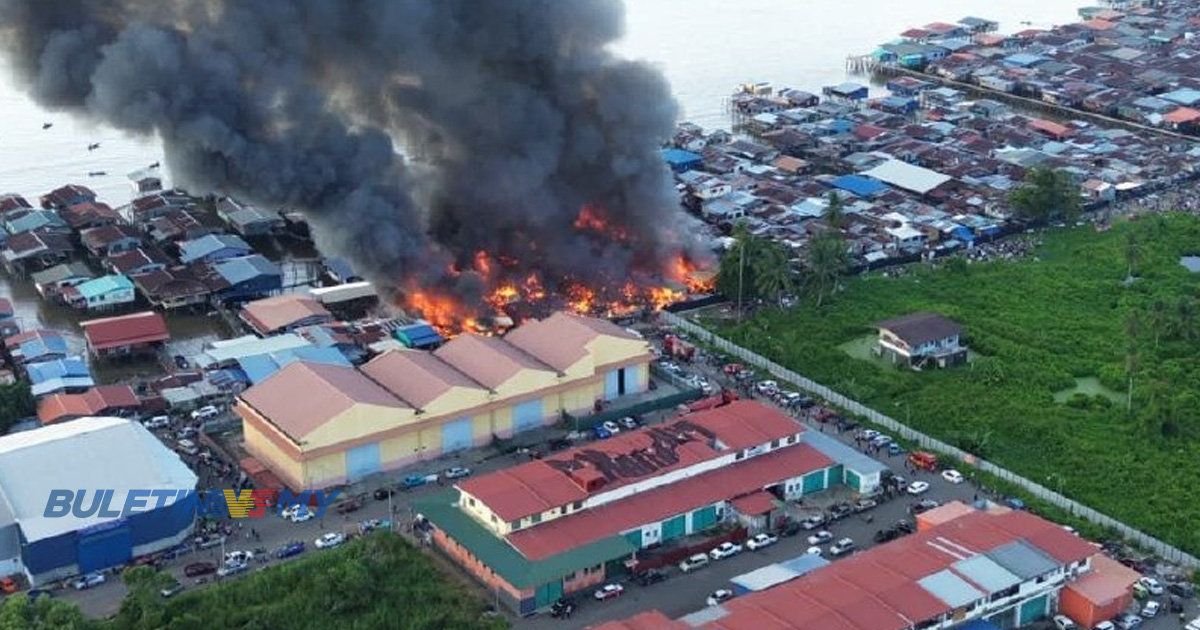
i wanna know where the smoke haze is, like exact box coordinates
[0,0,697,304]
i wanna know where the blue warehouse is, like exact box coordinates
[0,417,197,585]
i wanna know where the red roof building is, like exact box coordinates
[80,311,170,358]
[37,385,141,424]
[596,505,1101,630]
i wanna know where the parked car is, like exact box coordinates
[550,597,576,619]
[1116,614,1142,630]
[806,546,823,556]
[315,532,346,549]
[755,380,778,394]
[941,469,965,484]
[679,553,710,573]
[870,435,893,447]
[373,487,397,500]
[1054,614,1078,630]
[184,562,216,577]
[176,426,198,440]
[443,466,472,480]
[290,506,314,523]
[779,521,802,538]
[829,503,854,520]
[1169,582,1195,598]
[159,580,184,598]
[143,415,171,429]
[1141,601,1161,618]
[594,583,624,601]
[217,561,248,578]
[906,481,930,495]
[72,573,106,590]
[829,538,856,556]
[807,531,833,545]
[853,499,878,513]
[746,533,778,550]
[1093,621,1115,630]
[706,589,734,607]
[859,429,880,440]
[174,355,190,369]
[274,541,306,559]
[887,442,903,456]
[633,569,667,586]
[191,405,219,420]
[798,514,826,530]
[593,425,613,439]
[894,519,915,533]
[618,416,639,430]
[335,498,362,515]
[709,541,743,560]
[601,420,622,435]
[912,499,941,514]
[176,439,199,456]
[403,474,434,489]
[1138,577,1164,595]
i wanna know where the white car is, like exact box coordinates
[290,507,314,523]
[594,583,624,601]
[706,589,734,607]
[829,538,856,556]
[143,415,171,429]
[807,530,833,545]
[709,542,742,560]
[941,469,964,484]
[443,466,472,479]
[191,405,220,420]
[315,532,346,549]
[746,533,778,550]
[1054,614,1078,630]
[806,546,823,556]
[1094,621,1116,630]
[72,573,106,590]
[224,550,254,566]
[860,429,880,440]
[177,439,199,455]
[217,561,248,578]
[1116,614,1142,630]
[1140,601,1161,618]
[907,481,931,495]
[601,420,622,435]
[1138,576,1164,595]
[755,380,778,394]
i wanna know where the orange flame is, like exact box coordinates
[574,204,630,242]
[474,251,493,278]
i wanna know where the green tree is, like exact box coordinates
[806,231,848,307]
[824,191,846,230]
[1147,300,1168,349]
[0,594,96,630]
[1008,166,1082,222]
[1176,296,1197,342]
[0,382,34,433]
[750,239,795,306]
[1125,311,1141,414]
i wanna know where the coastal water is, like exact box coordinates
[0,0,1085,353]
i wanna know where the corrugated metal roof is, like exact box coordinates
[952,554,1021,593]
[986,540,1059,580]
[731,564,800,592]
[918,569,985,607]
[238,347,351,385]
[678,606,730,628]
[178,234,251,263]
[197,334,312,367]
[214,255,280,285]
[801,430,889,475]
[0,417,196,541]
[777,553,830,575]
[74,275,134,299]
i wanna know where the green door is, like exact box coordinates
[624,529,643,548]
[690,506,717,533]
[535,580,563,608]
[661,515,686,541]
[1019,595,1048,625]
[826,464,844,488]
[802,471,826,494]
[845,469,862,492]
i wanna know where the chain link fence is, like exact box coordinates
[660,311,1199,568]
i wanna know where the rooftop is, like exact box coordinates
[361,350,485,409]
[80,311,170,350]
[434,334,555,390]
[861,159,953,195]
[239,294,333,336]
[876,312,964,346]
[458,401,804,522]
[239,361,409,441]
[0,416,196,542]
[178,233,252,263]
[36,385,140,424]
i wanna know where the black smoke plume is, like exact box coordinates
[0,0,701,311]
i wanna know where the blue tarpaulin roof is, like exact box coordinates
[237,346,352,384]
[662,148,702,168]
[831,174,888,197]
[952,226,976,242]
[394,323,444,348]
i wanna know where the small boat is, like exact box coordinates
[42,122,52,130]
[149,161,161,169]
[87,142,101,151]
[88,171,107,177]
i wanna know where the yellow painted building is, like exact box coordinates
[236,312,652,489]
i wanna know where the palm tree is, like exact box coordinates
[1147,300,1167,349]
[1125,311,1141,414]
[807,231,848,307]
[752,242,794,306]
[1124,232,1141,279]
[1177,296,1197,342]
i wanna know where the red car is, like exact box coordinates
[593,583,625,600]
[184,562,217,577]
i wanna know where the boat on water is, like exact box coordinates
[88,171,107,177]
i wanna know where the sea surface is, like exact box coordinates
[0,0,1086,350]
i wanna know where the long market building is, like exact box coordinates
[414,400,887,614]
[235,312,654,490]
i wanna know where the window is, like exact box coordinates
[490,514,497,524]
[510,521,521,530]
[531,513,542,524]
[735,451,745,460]
[468,498,476,507]
[771,439,780,448]
[572,501,583,510]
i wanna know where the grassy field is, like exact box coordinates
[107,534,506,630]
[713,213,1200,554]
